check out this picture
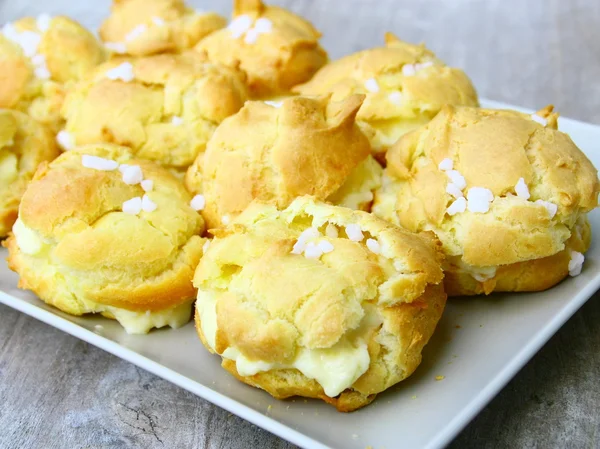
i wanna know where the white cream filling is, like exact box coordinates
[197,290,376,397]
[13,219,192,334]
[445,255,497,282]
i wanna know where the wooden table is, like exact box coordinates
[1,0,599,447]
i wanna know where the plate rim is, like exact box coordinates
[1,98,599,449]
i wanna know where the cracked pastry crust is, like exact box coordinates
[294,33,479,158]
[373,105,600,295]
[0,16,106,131]
[60,51,248,170]
[195,0,328,98]
[185,94,382,229]
[0,109,60,237]
[193,197,446,411]
[99,0,227,57]
[5,144,205,333]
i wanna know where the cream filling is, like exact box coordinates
[197,290,377,397]
[445,255,497,282]
[13,219,192,334]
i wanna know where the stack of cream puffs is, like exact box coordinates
[2,0,599,412]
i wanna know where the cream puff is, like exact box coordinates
[59,51,248,170]
[184,94,383,229]
[100,0,227,57]
[195,0,328,98]
[373,105,600,295]
[194,196,446,411]
[6,144,206,333]
[0,15,106,131]
[294,33,479,158]
[0,109,60,237]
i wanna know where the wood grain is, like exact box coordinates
[1,0,599,448]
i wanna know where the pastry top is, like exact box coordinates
[0,109,59,236]
[194,196,444,397]
[60,51,249,168]
[100,0,227,57]
[374,105,600,267]
[186,94,372,229]
[10,143,205,311]
[195,0,328,97]
[0,16,106,129]
[294,33,479,153]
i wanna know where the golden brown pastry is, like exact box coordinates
[294,33,479,158]
[0,109,59,237]
[185,94,383,229]
[194,196,446,411]
[6,144,206,334]
[100,0,227,57]
[0,15,106,131]
[195,0,328,98]
[59,52,248,170]
[373,105,600,295]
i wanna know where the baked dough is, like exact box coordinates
[0,109,59,237]
[194,196,446,411]
[195,0,328,98]
[0,15,106,131]
[185,94,383,229]
[373,105,600,295]
[294,33,479,158]
[60,51,248,170]
[100,0,226,57]
[5,144,206,333]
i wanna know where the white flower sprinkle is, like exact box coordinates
[534,199,558,218]
[388,91,403,105]
[264,100,283,108]
[171,116,184,126]
[438,158,453,171]
[125,24,148,42]
[222,215,231,225]
[446,183,464,199]
[325,223,338,239]
[244,27,260,44]
[446,197,467,216]
[105,42,127,54]
[568,251,585,277]
[291,239,306,255]
[36,14,52,32]
[446,170,467,190]
[228,15,253,39]
[514,177,530,200]
[190,194,206,211]
[19,31,42,57]
[151,16,165,26]
[141,194,157,212]
[531,114,547,126]
[467,187,494,213]
[141,179,154,192]
[364,77,380,93]
[345,224,364,242]
[203,239,211,253]
[366,238,381,254]
[298,227,321,243]
[304,242,323,259]
[81,155,118,171]
[56,130,75,150]
[2,23,19,41]
[317,240,334,254]
[402,64,416,76]
[253,18,273,33]
[31,53,45,65]
[121,164,143,185]
[106,62,135,82]
[122,197,143,215]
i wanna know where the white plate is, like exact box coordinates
[2,100,600,449]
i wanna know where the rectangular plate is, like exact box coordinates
[2,99,600,449]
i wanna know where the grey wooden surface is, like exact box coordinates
[1,0,600,448]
